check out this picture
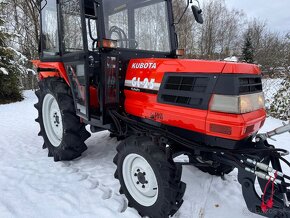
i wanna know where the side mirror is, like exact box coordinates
[191,5,203,24]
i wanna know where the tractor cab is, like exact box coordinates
[40,0,177,127]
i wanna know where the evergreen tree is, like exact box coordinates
[0,2,23,104]
[242,30,254,63]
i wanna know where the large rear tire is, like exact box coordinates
[114,136,186,218]
[35,78,90,161]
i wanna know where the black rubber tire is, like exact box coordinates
[195,164,234,176]
[34,77,90,161]
[113,136,186,218]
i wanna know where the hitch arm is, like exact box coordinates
[267,122,290,137]
[258,122,290,141]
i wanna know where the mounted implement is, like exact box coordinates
[33,0,290,217]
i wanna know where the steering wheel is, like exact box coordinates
[109,26,138,49]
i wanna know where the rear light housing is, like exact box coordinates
[175,49,185,56]
[210,92,265,114]
[98,39,118,49]
[210,124,232,135]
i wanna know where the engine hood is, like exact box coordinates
[127,58,261,75]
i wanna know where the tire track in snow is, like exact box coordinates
[47,133,133,216]
[82,177,128,213]
[199,177,214,218]
[174,166,215,218]
[69,165,129,214]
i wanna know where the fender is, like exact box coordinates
[32,60,99,109]
[32,60,70,85]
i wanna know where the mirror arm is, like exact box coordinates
[87,17,98,50]
[38,0,47,12]
[173,0,192,25]
[195,0,201,9]
[88,17,94,41]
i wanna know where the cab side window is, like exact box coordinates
[60,0,84,52]
[41,0,59,56]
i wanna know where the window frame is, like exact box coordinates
[133,1,171,52]
[59,0,89,54]
[40,0,61,58]
[100,0,177,55]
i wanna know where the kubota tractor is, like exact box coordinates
[33,0,290,217]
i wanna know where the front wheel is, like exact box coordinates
[114,136,186,218]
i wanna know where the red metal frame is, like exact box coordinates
[32,61,70,84]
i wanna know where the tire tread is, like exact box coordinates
[35,77,90,161]
[114,136,186,218]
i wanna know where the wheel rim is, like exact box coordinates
[42,94,63,147]
[122,153,158,207]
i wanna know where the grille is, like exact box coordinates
[165,76,209,92]
[161,95,202,106]
[158,73,263,110]
[239,77,262,94]
[159,75,210,108]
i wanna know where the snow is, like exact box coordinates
[0,67,9,75]
[224,56,239,62]
[7,46,28,65]
[26,68,36,75]
[0,91,289,218]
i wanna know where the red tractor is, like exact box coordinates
[33,0,290,217]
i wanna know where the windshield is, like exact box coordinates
[103,0,171,52]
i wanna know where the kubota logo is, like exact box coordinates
[131,63,157,69]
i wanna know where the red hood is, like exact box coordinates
[127,58,261,75]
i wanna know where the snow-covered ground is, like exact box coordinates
[0,91,289,218]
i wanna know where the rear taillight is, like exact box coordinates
[210,92,265,114]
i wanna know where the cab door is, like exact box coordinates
[59,0,96,120]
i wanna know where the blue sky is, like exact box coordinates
[224,0,290,33]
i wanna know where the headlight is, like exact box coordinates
[210,92,265,114]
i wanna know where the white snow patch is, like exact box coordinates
[224,56,239,62]
[0,67,9,75]
[27,68,36,75]
[7,46,28,65]
[0,91,289,218]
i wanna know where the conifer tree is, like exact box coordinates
[242,30,254,63]
[0,2,23,104]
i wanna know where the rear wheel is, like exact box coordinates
[35,77,90,161]
[114,136,186,218]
